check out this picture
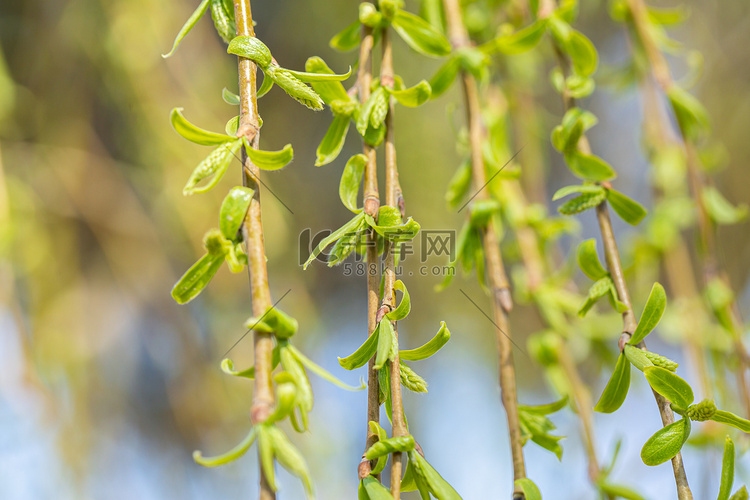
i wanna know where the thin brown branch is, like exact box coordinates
[625,0,750,418]
[232,1,275,498]
[442,0,526,494]
[380,28,408,498]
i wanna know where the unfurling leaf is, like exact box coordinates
[400,321,451,361]
[430,56,461,99]
[576,239,608,281]
[644,366,694,410]
[408,450,463,500]
[209,0,235,44]
[375,320,395,370]
[558,190,606,215]
[219,186,254,241]
[388,80,432,107]
[222,87,240,105]
[357,87,388,136]
[480,19,547,55]
[702,186,748,225]
[330,20,361,52]
[606,188,647,225]
[386,280,411,321]
[303,212,367,269]
[183,140,242,195]
[594,353,631,413]
[316,114,351,166]
[365,435,416,460]
[391,10,451,57]
[519,396,568,416]
[244,141,294,170]
[225,115,240,135]
[285,66,352,83]
[339,322,380,370]
[266,425,315,499]
[640,417,691,466]
[163,0,210,58]
[244,307,298,339]
[171,108,236,145]
[226,35,273,67]
[514,478,542,500]
[305,57,351,105]
[668,85,709,141]
[339,154,367,212]
[629,282,667,345]
[193,427,257,467]
[287,345,365,391]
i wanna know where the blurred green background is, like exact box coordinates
[1,0,749,498]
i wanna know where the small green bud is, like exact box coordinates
[686,399,717,421]
[643,351,679,372]
[378,0,398,19]
[558,190,607,215]
[359,2,383,27]
[204,229,230,256]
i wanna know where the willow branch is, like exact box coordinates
[356,11,382,481]
[443,0,526,493]
[232,2,275,498]
[625,0,750,417]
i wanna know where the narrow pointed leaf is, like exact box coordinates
[552,184,604,201]
[576,239,608,281]
[629,282,667,345]
[257,425,277,491]
[375,320,394,370]
[171,253,224,304]
[389,80,432,107]
[338,153,366,212]
[400,321,450,361]
[597,482,645,500]
[519,396,568,415]
[640,418,691,466]
[316,114,350,167]
[362,476,393,500]
[386,280,411,321]
[718,436,735,500]
[303,212,366,269]
[305,56,351,104]
[257,73,274,97]
[285,65,352,82]
[644,366,694,410]
[193,428,256,467]
[365,435,416,460]
[162,0,210,58]
[209,0,235,44]
[430,56,460,99]
[244,142,293,171]
[339,322,380,370]
[606,188,647,225]
[391,10,451,57]
[267,426,314,499]
[730,487,749,500]
[710,410,750,433]
[171,108,236,145]
[330,20,362,52]
[594,353,631,413]
[288,345,365,391]
[480,19,547,55]
[410,451,462,500]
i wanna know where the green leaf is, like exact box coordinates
[365,435,416,460]
[257,73,274,98]
[597,482,646,500]
[305,57,351,105]
[330,20,362,52]
[285,65,352,83]
[365,207,421,242]
[219,186,254,241]
[361,476,393,500]
[357,87,387,136]
[576,239,608,281]
[209,0,235,44]
[221,357,255,378]
[644,366,694,410]
[225,115,240,135]
[287,345,365,391]
[578,276,613,317]
[170,108,236,146]
[567,152,617,182]
[226,36,273,67]
[594,353,631,413]
[256,425,277,490]
[391,10,451,57]
[267,426,314,499]
[445,160,472,208]
[519,396,568,416]
[375,320,394,370]
[480,19,547,55]
[668,86,710,141]
[244,141,294,171]
[222,88,241,105]
[730,487,749,500]
[388,80,432,107]
[316,114,350,167]
[629,282,667,345]
[171,253,224,304]
[193,427,256,467]
[702,186,748,225]
[640,417,691,466]
[337,153,367,212]
[386,280,411,321]
[429,56,460,99]
[303,212,367,269]
[514,478,542,500]
[162,0,210,58]
[567,30,598,77]
[606,188,647,225]
[400,321,450,361]
[623,345,654,372]
[552,184,603,201]
[710,410,750,433]
[718,436,735,500]
[409,450,462,500]
[339,323,380,370]
[183,140,242,195]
